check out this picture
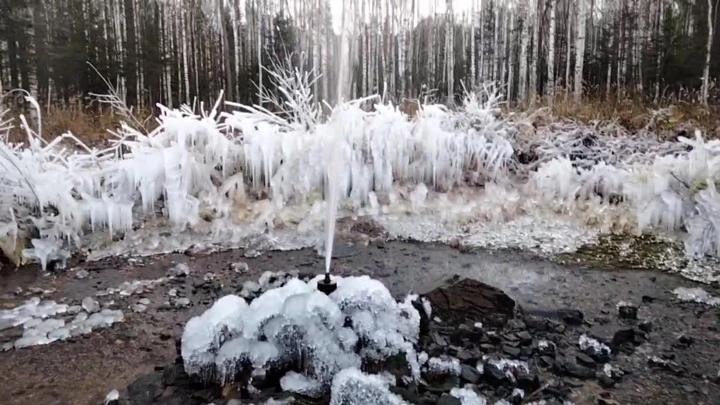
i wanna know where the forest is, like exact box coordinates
[0,0,719,113]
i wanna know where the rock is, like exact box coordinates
[648,356,685,375]
[558,360,595,379]
[509,388,525,404]
[411,298,431,337]
[612,328,646,351]
[561,309,584,326]
[482,362,511,386]
[674,334,694,348]
[516,330,532,345]
[437,393,462,405]
[536,339,556,356]
[138,298,151,306]
[616,301,638,320]
[104,389,120,405]
[638,320,653,333]
[423,277,517,328]
[576,353,596,368]
[539,356,555,368]
[75,269,90,279]
[174,298,191,308]
[390,387,435,405]
[132,304,147,313]
[515,372,541,392]
[231,261,249,274]
[503,345,521,357]
[460,364,481,384]
[597,397,621,405]
[82,297,100,313]
[67,305,82,315]
[168,263,190,277]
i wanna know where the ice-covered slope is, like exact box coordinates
[2,85,720,278]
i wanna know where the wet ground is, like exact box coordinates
[0,231,719,405]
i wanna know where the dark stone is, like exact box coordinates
[422,375,460,394]
[617,303,638,320]
[594,316,610,325]
[516,372,541,392]
[390,386,431,404]
[479,343,496,352]
[675,334,694,347]
[561,309,584,326]
[411,298,431,337]
[502,345,521,357]
[576,353,597,368]
[647,357,686,376]
[483,363,511,386]
[558,360,595,379]
[597,372,616,388]
[162,364,190,386]
[460,364,482,384]
[638,320,653,333]
[424,277,517,327]
[456,347,480,363]
[437,393,462,405]
[612,328,645,350]
[516,331,532,345]
[126,374,167,405]
[641,295,655,303]
[431,331,449,346]
[539,356,555,368]
[536,340,556,356]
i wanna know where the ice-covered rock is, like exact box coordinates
[330,368,408,405]
[181,275,422,390]
[672,287,720,306]
[0,298,68,331]
[578,334,611,360]
[169,263,191,277]
[450,387,487,405]
[82,297,100,313]
[104,388,120,405]
[280,371,324,398]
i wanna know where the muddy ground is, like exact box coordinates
[0,234,719,405]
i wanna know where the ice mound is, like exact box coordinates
[181,275,423,394]
[0,297,124,349]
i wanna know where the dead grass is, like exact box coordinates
[3,94,718,148]
[512,93,720,139]
[5,103,155,148]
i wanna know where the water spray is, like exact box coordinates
[317,132,343,295]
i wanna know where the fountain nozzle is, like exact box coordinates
[317,272,337,295]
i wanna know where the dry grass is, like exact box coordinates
[3,93,718,148]
[5,102,155,148]
[512,92,720,139]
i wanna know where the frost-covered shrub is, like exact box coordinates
[181,275,423,393]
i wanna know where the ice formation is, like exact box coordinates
[672,286,720,306]
[0,297,124,349]
[181,275,422,393]
[329,368,408,405]
[3,62,720,283]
